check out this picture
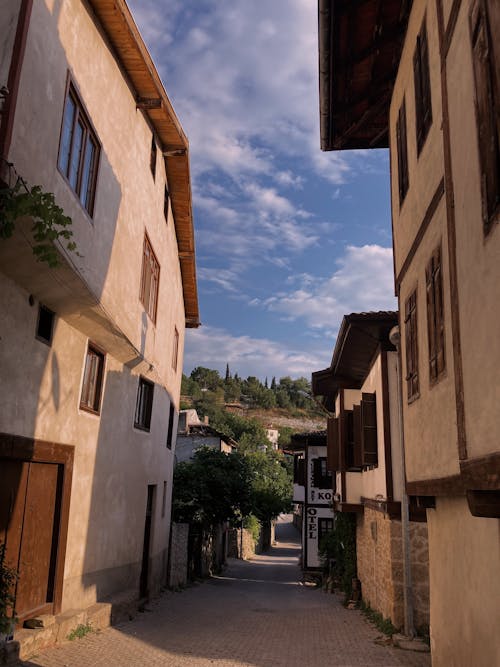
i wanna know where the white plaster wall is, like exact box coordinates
[305,505,335,569]
[175,435,220,463]
[307,445,333,505]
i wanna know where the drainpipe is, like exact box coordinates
[389,326,414,638]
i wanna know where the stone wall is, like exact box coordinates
[356,507,429,631]
[168,523,189,588]
[228,528,257,560]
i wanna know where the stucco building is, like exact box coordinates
[0,0,199,626]
[319,1,500,664]
[176,410,237,462]
[312,312,429,632]
[290,431,334,570]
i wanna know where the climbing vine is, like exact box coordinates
[0,175,79,268]
[0,543,18,637]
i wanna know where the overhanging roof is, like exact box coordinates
[289,431,327,451]
[88,0,199,327]
[318,0,412,151]
[312,311,398,409]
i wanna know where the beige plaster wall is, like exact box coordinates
[0,0,19,88]
[446,0,500,460]
[427,497,500,667]
[8,0,185,399]
[398,200,459,481]
[389,0,444,278]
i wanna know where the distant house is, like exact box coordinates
[318,1,500,664]
[0,0,198,626]
[290,431,334,570]
[265,426,279,450]
[313,311,429,631]
[176,410,237,462]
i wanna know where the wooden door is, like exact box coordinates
[0,460,60,619]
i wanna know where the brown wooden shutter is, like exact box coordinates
[361,393,378,466]
[420,25,432,137]
[426,255,438,380]
[434,247,446,375]
[339,410,349,473]
[327,416,340,472]
[405,291,419,400]
[352,404,363,468]
[414,19,432,153]
[397,99,409,204]
[470,0,500,232]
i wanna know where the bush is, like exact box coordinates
[0,543,18,636]
[318,513,357,597]
[243,515,261,543]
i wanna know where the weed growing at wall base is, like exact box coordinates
[67,623,93,641]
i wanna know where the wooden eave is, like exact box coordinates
[87,0,200,327]
[319,0,412,151]
[312,312,398,408]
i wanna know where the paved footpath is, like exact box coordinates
[21,516,431,667]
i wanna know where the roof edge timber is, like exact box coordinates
[88,0,200,328]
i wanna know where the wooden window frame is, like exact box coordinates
[161,481,167,518]
[396,98,409,205]
[150,134,157,179]
[426,245,446,384]
[35,304,55,346]
[57,77,100,217]
[405,289,420,402]
[469,0,500,235]
[172,326,179,372]
[294,456,306,486]
[312,456,332,490]
[80,343,105,414]
[140,234,160,324]
[327,416,340,472]
[413,18,433,155]
[166,402,175,449]
[318,517,334,543]
[164,185,170,223]
[134,376,154,432]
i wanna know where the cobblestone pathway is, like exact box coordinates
[22,516,431,667]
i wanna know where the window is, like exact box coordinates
[150,135,157,179]
[166,402,175,449]
[140,234,160,323]
[161,481,167,518]
[164,185,170,223]
[426,245,446,382]
[346,406,363,470]
[413,19,432,153]
[80,344,105,413]
[135,377,154,431]
[36,304,55,345]
[405,289,420,401]
[470,0,500,234]
[312,457,331,490]
[396,99,409,205]
[58,82,99,215]
[172,327,179,372]
[318,518,334,543]
[293,456,305,485]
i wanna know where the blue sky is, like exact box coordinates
[128,0,397,381]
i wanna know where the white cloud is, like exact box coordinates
[263,245,397,332]
[183,325,330,381]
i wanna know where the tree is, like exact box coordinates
[246,450,292,523]
[172,448,253,528]
[225,363,231,382]
[190,367,222,392]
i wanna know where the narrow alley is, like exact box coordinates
[21,517,430,667]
